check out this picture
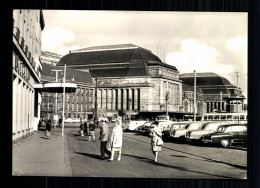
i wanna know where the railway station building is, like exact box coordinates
[57,44,185,120]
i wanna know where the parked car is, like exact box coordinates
[162,122,189,140]
[146,120,173,137]
[185,121,231,143]
[201,124,247,147]
[125,121,147,131]
[170,121,209,141]
[137,122,154,135]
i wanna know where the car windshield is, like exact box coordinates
[186,122,203,130]
[202,123,220,131]
[217,126,225,132]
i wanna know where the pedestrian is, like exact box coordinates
[59,118,62,127]
[88,120,96,141]
[84,120,90,137]
[79,119,85,136]
[99,121,111,160]
[108,118,123,162]
[45,117,52,139]
[149,121,163,162]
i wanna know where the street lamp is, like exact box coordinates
[129,98,131,123]
[193,70,197,121]
[91,77,98,127]
[166,91,169,117]
[62,64,66,137]
[51,69,63,128]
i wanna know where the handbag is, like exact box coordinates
[156,137,163,146]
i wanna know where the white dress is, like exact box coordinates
[111,125,123,148]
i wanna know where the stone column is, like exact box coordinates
[128,88,132,111]
[118,89,121,110]
[107,89,112,111]
[97,89,101,110]
[123,89,127,111]
[31,90,34,131]
[134,88,138,111]
[112,89,116,111]
[104,89,107,110]
[13,76,17,141]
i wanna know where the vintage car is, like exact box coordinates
[185,121,231,143]
[162,122,189,140]
[170,121,209,141]
[125,121,147,131]
[136,122,153,134]
[201,124,247,147]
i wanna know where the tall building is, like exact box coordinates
[57,44,184,120]
[12,10,45,143]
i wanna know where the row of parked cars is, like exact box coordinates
[125,120,247,148]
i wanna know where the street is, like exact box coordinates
[66,123,247,179]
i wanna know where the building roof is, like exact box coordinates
[182,84,203,94]
[180,72,233,87]
[72,43,140,53]
[41,63,93,85]
[57,44,178,77]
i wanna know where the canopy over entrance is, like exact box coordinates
[34,82,77,93]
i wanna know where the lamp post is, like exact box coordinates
[193,70,196,121]
[62,64,66,137]
[92,77,98,127]
[129,98,132,123]
[51,69,63,128]
[166,91,169,117]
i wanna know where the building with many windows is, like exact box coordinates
[57,44,184,120]
[180,72,246,114]
[40,63,93,120]
[12,9,45,143]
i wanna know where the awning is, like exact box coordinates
[34,82,77,93]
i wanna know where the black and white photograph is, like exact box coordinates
[12,10,247,179]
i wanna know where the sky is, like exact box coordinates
[41,10,248,101]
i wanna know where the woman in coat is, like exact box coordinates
[149,121,163,162]
[79,119,85,136]
[108,118,123,162]
[45,118,52,138]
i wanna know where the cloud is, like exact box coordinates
[42,27,75,54]
[166,39,234,76]
[226,36,247,51]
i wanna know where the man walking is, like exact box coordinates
[99,121,111,160]
[88,120,96,141]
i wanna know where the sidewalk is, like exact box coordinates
[12,127,72,177]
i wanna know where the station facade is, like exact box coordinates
[57,44,184,120]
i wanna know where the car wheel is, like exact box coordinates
[186,137,193,143]
[221,140,230,147]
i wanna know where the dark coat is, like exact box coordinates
[84,121,90,135]
[80,122,85,131]
[89,123,95,131]
[46,119,51,131]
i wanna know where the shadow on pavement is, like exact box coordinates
[73,134,82,137]
[121,153,237,179]
[170,155,188,158]
[74,152,100,160]
[76,138,89,142]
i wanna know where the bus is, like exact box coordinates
[201,112,247,124]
